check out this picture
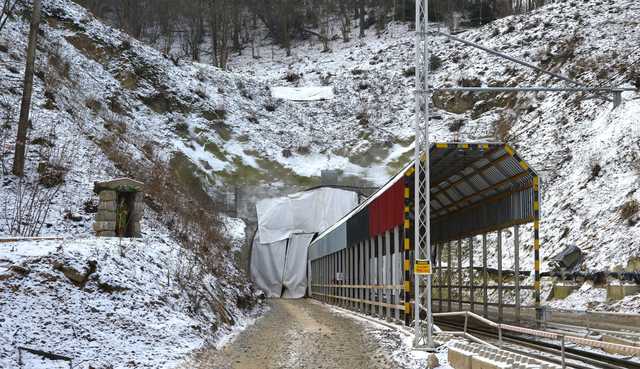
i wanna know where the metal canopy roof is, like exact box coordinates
[309,142,539,260]
[425,143,538,243]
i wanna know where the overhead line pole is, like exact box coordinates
[413,0,434,349]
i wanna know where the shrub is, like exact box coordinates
[284,70,301,83]
[430,55,443,71]
[264,100,277,112]
[589,159,601,180]
[85,97,102,112]
[402,66,415,78]
[459,77,482,87]
[448,119,465,132]
[491,112,513,141]
[620,199,639,222]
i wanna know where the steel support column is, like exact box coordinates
[413,0,433,348]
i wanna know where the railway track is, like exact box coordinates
[436,317,640,369]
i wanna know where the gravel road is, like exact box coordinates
[186,298,427,369]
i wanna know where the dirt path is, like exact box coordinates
[188,299,409,369]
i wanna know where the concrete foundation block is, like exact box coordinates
[471,355,510,369]
[602,335,640,355]
[448,346,473,369]
[607,284,640,301]
[552,282,578,300]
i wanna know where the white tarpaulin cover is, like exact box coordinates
[250,238,287,298]
[271,86,334,101]
[256,188,358,244]
[281,233,314,298]
[251,187,358,298]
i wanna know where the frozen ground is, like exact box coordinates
[0,234,261,369]
[182,298,449,369]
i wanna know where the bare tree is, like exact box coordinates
[0,0,19,33]
[13,0,41,177]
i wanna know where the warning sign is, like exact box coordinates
[414,259,431,275]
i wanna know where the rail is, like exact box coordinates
[433,310,640,368]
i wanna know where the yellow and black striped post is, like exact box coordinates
[403,167,414,327]
[507,144,543,324]
[533,175,542,323]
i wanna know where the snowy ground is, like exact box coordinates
[0,233,261,369]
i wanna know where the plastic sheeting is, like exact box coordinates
[250,238,287,298]
[250,233,314,298]
[271,86,334,101]
[256,188,358,244]
[282,233,314,298]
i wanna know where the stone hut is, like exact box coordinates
[93,178,144,238]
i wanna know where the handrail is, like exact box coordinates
[430,310,640,366]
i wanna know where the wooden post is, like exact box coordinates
[359,241,364,312]
[365,238,370,314]
[12,0,41,176]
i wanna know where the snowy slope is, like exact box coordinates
[0,2,267,367]
[0,227,260,368]
[228,0,640,274]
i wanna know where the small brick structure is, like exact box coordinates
[93,178,144,238]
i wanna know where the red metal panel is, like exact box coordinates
[368,179,404,236]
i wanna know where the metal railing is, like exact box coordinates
[433,310,640,368]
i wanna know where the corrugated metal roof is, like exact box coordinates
[309,142,539,260]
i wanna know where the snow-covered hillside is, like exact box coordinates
[0,233,259,369]
[0,1,266,367]
[1,0,639,365]
[228,0,640,273]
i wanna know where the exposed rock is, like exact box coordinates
[9,264,31,276]
[64,211,83,222]
[53,259,97,287]
[426,353,439,369]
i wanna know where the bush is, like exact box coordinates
[430,55,443,71]
[491,113,513,141]
[85,97,102,112]
[589,159,601,180]
[620,199,639,222]
[284,70,301,83]
[448,119,465,132]
[402,66,415,78]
